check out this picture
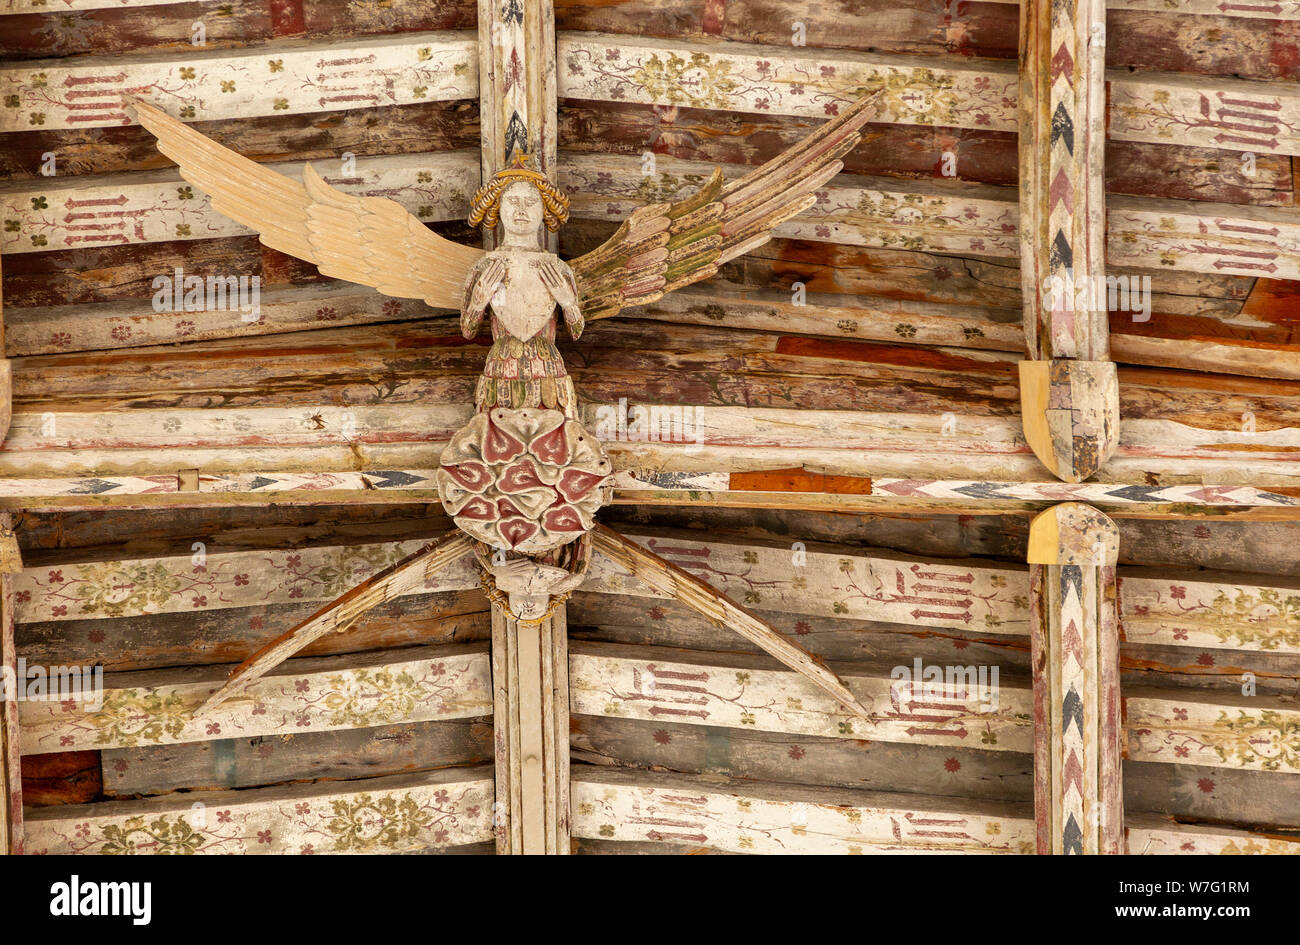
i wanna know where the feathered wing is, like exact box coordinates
[129,98,483,309]
[570,90,883,321]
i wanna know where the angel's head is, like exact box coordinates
[469,152,570,242]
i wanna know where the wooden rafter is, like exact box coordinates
[1028,503,1124,854]
[591,525,873,721]
[199,530,475,712]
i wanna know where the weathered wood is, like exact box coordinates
[571,714,1035,802]
[490,603,570,854]
[572,767,1298,854]
[1019,360,1120,483]
[24,767,494,854]
[0,149,478,255]
[103,718,494,797]
[20,644,492,754]
[20,750,100,807]
[0,0,476,61]
[0,32,477,133]
[572,767,1035,853]
[557,32,1300,157]
[592,525,874,720]
[0,513,22,852]
[1029,503,1123,854]
[200,530,476,711]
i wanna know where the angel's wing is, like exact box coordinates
[129,98,483,309]
[571,90,882,322]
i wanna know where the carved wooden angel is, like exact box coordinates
[129,92,882,719]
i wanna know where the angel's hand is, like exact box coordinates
[468,257,508,314]
[540,260,578,310]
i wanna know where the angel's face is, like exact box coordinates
[500,181,544,243]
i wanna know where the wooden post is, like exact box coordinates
[1028,503,1123,855]
[478,0,557,248]
[490,603,570,854]
[1017,0,1118,482]
[0,514,23,854]
[0,254,10,446]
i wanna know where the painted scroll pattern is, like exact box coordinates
[571,652,1031,752]
[0,35,476,132]
[26,778,494,855]
[586,534,1031,634]
[13,540,480,622]
[1125,698,1300,773]
[19,651,493,753]
[1120,576,1300,653]
[572,779,1035,854]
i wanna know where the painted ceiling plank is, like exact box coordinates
[558,32,1300,157]
[0,31,477,133]
[0,149,478,255]
[18,643,492,754]
[563,153,1300,281]
[571,769,1299,854]
[12,536,478,623]
[23,767,494,855]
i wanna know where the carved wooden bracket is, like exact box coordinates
[1019,359,1119,483]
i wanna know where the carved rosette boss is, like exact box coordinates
[437,407,612,554]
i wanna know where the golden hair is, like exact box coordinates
[468,152,570,232]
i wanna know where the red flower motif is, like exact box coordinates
[944,758,961,773]
[51,332,73,348]
[295,679,310,692]
[653,730,671,745]
[60,735,73,746]
[647,606,665,621]
[1173,629,1188,641]
[1170,585,1186,599]
[301,844,315,855]
[48,569,64,583]
[15,590,29,603]
[175,320,195,336]
[794,621,812,636]
[1173,708,1188,720]
[234,573,249,586]
[257,830,272,844]
[823,103,839,116]
[111,324,132,341]
[1196,653,1215,666]
[192,595,208,607]
[287,555,302,568]
[295,802,310,815]
[1175,746,1190,758]
[288,586,303,599]
[953,639,970,650]
[788,746,805,760]
[88,629,104,643]
[206,722,221,735]
[60,698,76,713]
[217,810,232,823]
[1197,778,1215,793]
[315,307,337,321]
[434,789,450,804]
[52,605,67,617]
[249,616,264,631]
[434,829,449,843]
[382,299,402,316]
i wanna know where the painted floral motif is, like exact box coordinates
[1125,699,1300,773]
[22,653,491,753]
[28,780,492,855]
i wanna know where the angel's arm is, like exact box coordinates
[569,90,882,322]
[128,98,484,308]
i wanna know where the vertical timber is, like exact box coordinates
[478,0,558,249]
[490,604,570,854]
[0,515,22,854]
[1028,503,1123,855]
[1017,0,1118,482]
[479,0,568,855]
